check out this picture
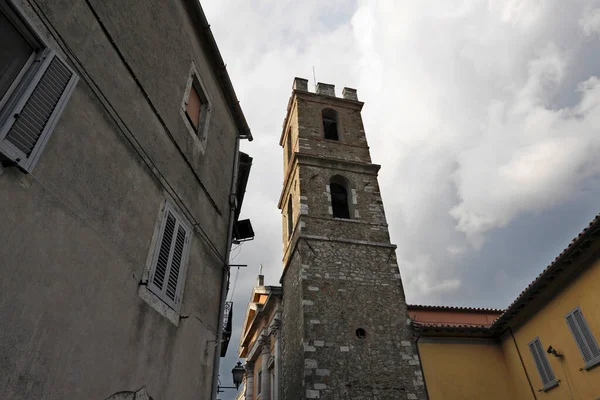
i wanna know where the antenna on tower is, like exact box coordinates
[312,66,317,90]
[259,264,264,275]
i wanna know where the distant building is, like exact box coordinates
[412,214,600,399]
[237,78,426,399]
[0,0,252,399]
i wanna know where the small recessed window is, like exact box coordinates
[330,175,353,219]
[322,108,339,141]
[181,64,212,152]
[356,328,366,339]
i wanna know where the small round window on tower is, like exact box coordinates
[356,328,366,339]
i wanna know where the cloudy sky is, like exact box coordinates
[201,0,600,396]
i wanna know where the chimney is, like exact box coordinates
[342,87,358,101]
[293,77,308,92]
[257,274,264,286]
[316,82,335,97]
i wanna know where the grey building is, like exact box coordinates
[0,0,253,399]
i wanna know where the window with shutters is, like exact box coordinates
[181,63,212,153]
[0,0,78,172]
[565,306,600,369]
[147,202,192,312]
[528,337,558,391]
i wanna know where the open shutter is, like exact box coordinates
[565,307,600,367]
[528,337,556,389]
[149,205,190,311]
[0,50,78,172]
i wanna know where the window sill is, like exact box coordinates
[542,380,559,392]
[584,357,600,371]
[138,285,180,326]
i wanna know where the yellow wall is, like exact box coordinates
[503,257,600,400]
[419,339,518,400]
[419,258,600,400]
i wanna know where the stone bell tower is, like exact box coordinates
[278,78,427,400]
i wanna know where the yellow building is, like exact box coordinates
[412,214,600,400]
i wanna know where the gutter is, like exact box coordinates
[211,135,241,400]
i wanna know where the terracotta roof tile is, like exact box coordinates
[407,304,504,313]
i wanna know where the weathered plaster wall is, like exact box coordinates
[418,339,517,400]
[0,1,240,398]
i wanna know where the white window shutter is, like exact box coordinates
[565,307,600,366]
[528,337,556,389]
[0,50,79,172]
[149,205,191,311]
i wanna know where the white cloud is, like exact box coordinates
[580,5,600,37]
[204,1,600,393]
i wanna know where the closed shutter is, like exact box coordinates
[149,205,191,311]
[0,50,78,172]
[565,307,600,367]
[528,337,556,389]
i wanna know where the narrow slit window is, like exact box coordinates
[287,195,293,239]
[322,108,339,141]
[286,127,292,164]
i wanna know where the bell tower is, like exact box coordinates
[278,78,427,400]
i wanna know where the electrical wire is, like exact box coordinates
[227,267,240,302]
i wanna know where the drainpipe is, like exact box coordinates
[211,134,241,400]
[509,328,537,400]
[414,332,430,400]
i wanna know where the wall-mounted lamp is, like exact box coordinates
[547,345,563,358]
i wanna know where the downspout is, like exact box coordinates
[414,328,429,399]
[211,134,241,400]
[509,328,537,400]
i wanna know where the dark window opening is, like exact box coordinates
[287,195,293,239]
[286,127,292,164]
[331,182,350,219]
[356,328,366,339]
[322,108,339,141]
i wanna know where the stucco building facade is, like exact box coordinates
[412,214,600,400]
[0,1,252,399]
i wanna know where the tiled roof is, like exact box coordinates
[408,304,504,313]
[490,213,600,333]
[414,213,600,337]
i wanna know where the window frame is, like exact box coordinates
[147,202,192,312]
[256,368,262,397]
[181,63,212,154]
[565,306,600,370]
[321,107,340,141]
[528,337,558,392]
[0,0,78,172]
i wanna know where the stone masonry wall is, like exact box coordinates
[279,84,427,400]
[295,96,371,164]
[293,239,426,400]
[281,245,307,400]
